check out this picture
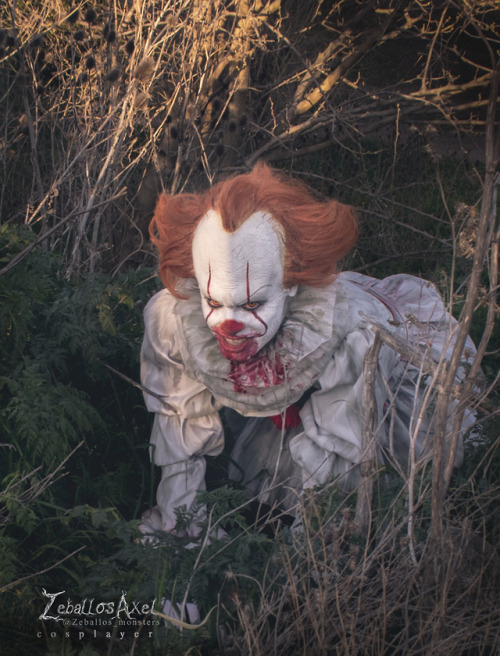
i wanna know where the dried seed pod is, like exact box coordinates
[30,34,43,49]
[106,67,121,83]
[74,29,85,42]
[5,30,16,49]
[134,91,149,109]
[125,39,134,55]
[84,8,97,23]
[103,23,116,43]
[134,57,154,82]
[85,54,96,70]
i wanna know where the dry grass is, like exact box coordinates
[1,0,498,277]
[217,488,500,656]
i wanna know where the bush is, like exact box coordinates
[0,225,160,651]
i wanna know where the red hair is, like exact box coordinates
[150,163,358,297]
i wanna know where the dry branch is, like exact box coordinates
[1,0,497,275]
[293,8,399,118]
[359,312,438,374]
[355,331,382,534]
[431,59,500,542]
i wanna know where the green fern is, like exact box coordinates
[3,365,102,467]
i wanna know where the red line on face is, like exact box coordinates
[251,310,267,332]
[246,260,267,332]
[246,261,251,304]
[205,262,214,320]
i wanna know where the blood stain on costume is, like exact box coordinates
[229,351,288,393]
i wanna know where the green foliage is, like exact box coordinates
[75,485,273,606]
[0,534,18,588]
[0,225,161,652]
[1,225,283,655]
[3,365,102,466]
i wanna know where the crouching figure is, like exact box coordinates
[140,163,476,537]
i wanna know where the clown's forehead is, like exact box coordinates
[192,209,285,293]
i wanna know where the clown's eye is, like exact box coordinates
[207,298,222,309]
[242,301,261,310]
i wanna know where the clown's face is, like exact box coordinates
[192,210,296,362]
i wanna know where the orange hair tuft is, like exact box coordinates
[149,163,358,297]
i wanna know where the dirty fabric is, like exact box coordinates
[141,272,476,531]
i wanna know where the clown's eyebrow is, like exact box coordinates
[244,262,273,301]
[245,282,274,298]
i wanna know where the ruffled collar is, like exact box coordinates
[175,278,352,416]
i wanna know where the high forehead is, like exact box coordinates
[192,209,285,282]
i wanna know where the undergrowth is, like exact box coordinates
[1,174,499,654]
[0,226,161,652]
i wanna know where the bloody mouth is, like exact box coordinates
[212,331,260,362]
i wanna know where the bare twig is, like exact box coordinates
[104,364,176,412]
[0,192,126,276]
[0,546,85,594]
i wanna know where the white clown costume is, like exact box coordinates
[140,166,476,535]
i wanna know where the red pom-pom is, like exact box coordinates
[270,404,302,430]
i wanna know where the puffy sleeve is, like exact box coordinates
[140,290,224,466]
[289,319,400,492]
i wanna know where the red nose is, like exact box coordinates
[218,319,245,336]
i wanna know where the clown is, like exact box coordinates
[140,163,476,535]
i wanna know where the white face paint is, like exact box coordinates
[192,209,296,362]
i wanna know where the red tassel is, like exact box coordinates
[270,404,302,430]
